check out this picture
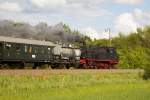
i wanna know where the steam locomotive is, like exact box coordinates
[0,36,119,69]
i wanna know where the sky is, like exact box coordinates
[0,0,150,39]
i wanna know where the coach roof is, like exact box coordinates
[0,36,55,46]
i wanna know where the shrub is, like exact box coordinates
[143,67,150,80]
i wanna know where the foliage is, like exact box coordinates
[85,26,150,69]
[143,67,150,80]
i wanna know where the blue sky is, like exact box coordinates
[0,0,150,39]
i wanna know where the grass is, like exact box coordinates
[0,69,150,100]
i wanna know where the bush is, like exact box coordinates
[143,67,150,80]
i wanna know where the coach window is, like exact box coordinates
[48,47,51,54]
[5,43,11,49]
[25,45,28,53]
[48,48,51,51]
[16,45,21,52]
[29,46,32,53]
[34,47,37,53]
[51,49,54,54]
[41,48,45,54]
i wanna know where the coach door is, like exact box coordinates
[0,43,2,59]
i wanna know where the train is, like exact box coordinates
[0,36,119,69]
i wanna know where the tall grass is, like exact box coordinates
[0,70,150,100]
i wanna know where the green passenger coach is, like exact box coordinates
[0,36,55,68]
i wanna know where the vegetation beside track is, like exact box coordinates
[0,69,150,100]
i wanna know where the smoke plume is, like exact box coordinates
[0,20,82,42]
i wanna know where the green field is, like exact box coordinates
[0,70,150,100]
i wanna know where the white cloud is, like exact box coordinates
[31,0,106,8]
[0,11,63,26]
[30,0,111,20]
[0,2,22,12]
[115,13,138,34]
[64,7,111,20]
[66,0,106,7]
[133,8,150,25]
[31,0,66,9]
[116,0,143,5]
[114,8,150,35]
[81,27,109,39]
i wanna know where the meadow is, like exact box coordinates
[0,69,150,100]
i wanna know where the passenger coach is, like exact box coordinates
[0,36,55,68]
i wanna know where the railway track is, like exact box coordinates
[0,69,143,77]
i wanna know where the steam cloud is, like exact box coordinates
[0,20,82,42]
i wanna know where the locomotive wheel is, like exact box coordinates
[82,64,87,69]
[0,64,6,69]
[3,64,10,69]
[48,64,53,69]
[66,64,70,69]
[32,66,37,69]
[82,63,91,69]
[19,62,25,69]
[59,64,67,69]
[8,63,24,69]
[0,64,2,69]
[96,63,107,69]
[101,64,108,69]
[53,64,67,69]
[33,63,39,69]
[109,65,115,69]
[71,63,79,69]
[51,64,55,69]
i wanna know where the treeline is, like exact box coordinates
[86,26,150,69]
[113,27,150,68]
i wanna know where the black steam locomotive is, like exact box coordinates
[80,46,118,69]
[0,36,119,69]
